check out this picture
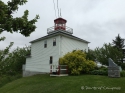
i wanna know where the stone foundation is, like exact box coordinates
[23,70,49,77]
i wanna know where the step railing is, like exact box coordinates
[50,65,68,76]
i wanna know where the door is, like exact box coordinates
[50,56,53,64]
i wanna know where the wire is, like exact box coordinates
[53,0,57,18]
[57,0,60,17]
[60,8,62,17]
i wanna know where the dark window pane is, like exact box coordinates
[44,44,47,48]
[53,42,56,46]
[50,56,53,64]
[44,40,47,48]
[53,38,56,46]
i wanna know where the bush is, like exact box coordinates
[120,70,125,77]
[90,66,108,76]
[90,70,108,76]
[117,63,125,70]
[98,66,108,71]
[59,50,96,75]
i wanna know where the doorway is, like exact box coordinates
[50,56,53,64]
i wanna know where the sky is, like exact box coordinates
[0,0,125,51]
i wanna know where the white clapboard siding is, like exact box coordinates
[60,36,88,56]
[25,36,60,72]
[25,33,89,73]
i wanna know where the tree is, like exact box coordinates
[112,34,125,49]
[86,49,96,61]
[93,43,123,65]
[0,42,14,62]
[0,46,31,75]
[0,0,39,76]
[59,50,96,75]
[0,42,14,75]
[0,0,39,37]
[112,34,125,63]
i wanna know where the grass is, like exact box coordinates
[0,74,125,93]
[0,74,21,88]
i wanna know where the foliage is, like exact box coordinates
[0,0,39,36]
[59,50,96,75]
[0,0,37,76]
[0,42,14,62]
[98,66,108,71]
[85,49,96,61]
[0,46,31,75]
[90,70,108,76]
[86,35,125,68]
[112,34,125,63]
[94,43,123,65]
[120,70,125,77]
[0,36,5,41]
[90,66,108,76]
[117,63,125,70]
[112,34,125,49]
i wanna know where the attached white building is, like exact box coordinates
[23,18,90,77]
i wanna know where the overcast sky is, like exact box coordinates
[1,0,125,51]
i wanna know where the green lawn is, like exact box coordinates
[0,74,125,93]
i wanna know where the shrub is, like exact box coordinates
[120,70,125,77]
[90,66,108,76]
[90,70,108,76]
[99,66,108,71]
[117,63,125,70]
[59,50,96,75]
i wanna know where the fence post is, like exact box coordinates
[58,65,60,75]
[66,66,68,74]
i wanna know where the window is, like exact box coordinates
[53,38,56,46]
[50,56,53,64]
[44,40,47,48]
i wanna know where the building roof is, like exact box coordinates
[30,31,90,43]
[54,18,67,23]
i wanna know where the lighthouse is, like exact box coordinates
[24,17,89,77]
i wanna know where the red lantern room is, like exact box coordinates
[54,18,67,30]
[47,17,73,34]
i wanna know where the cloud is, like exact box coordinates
[1,0,125,50]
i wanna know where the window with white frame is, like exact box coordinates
[44,40,47,48]
[53,38,56,46]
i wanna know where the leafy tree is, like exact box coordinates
[0,42,14,62]
[0,46,31,75]
[86,49,96,61]
[0,42,14,75]
[94,43,123,65]
[0,0,39,37]
[112,34,125,63]
[0,0,38,76]
[112,34,125,49]
[59,50,96,75]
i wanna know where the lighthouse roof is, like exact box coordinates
[30,30,90,43]
[54,17,67,23]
